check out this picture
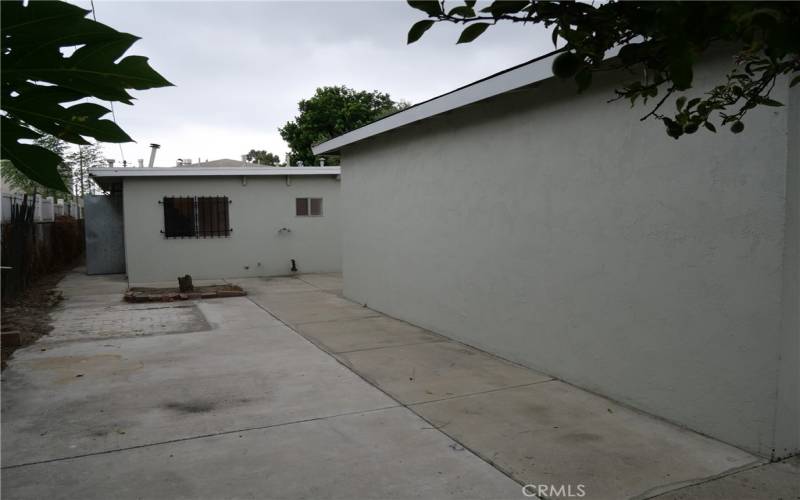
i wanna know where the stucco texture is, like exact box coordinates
[339,54,798,458]
[123,175,341,284]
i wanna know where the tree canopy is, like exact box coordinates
[245,150,281,166]
[1,0,172,191]
[280,86,410,165]
[408,1,800,139]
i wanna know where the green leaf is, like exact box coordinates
[0,117,67,191]
[457,23,491,44]
[0,0,172,189]
[791,75,800,87]
[757,97,784,107]
[482,1,528,17]
[704,122,717,133]
[408,20,435,44]
[676,96,686,111]
[407,1,442,17]
[448,5,476,17]
[552,52,582,78]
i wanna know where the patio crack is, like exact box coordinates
[1,404,400,471]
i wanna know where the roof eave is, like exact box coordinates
[311,50,562,155]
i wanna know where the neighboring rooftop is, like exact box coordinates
[179,158,248,168]
[88,166,341,190]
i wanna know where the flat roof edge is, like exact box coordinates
[88,166,341,178]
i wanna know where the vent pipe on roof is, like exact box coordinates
[319,158,325,167]
[137,159,144,168]
[148,144,160,168]
[106,159,115,168]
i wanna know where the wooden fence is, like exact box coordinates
[1,195,85,302]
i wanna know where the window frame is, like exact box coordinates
[162,196,231,238]
[295,197,323,217]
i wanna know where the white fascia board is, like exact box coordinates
[312,43,627,155]
[88,166,341,178]
[312,52,560,155]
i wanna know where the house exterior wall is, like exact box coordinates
[339,54,798,458]
[123,175,341,285]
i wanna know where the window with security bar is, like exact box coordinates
[162,196,231,238]
[295,197,323,217]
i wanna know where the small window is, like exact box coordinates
[296,197,309,216]
[163,196,230,238]
[310,198,323,216]
[296,197,323,217]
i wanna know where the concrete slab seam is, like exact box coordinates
[243,295,532,493]
[1,404,400,471]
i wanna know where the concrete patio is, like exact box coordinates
[1,270,797,499]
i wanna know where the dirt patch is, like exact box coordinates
[1,270,67,370]
[124,284,246,303]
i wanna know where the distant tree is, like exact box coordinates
[1,0,172,191]
[66,143,105,197]
[245,150,281,165]
[1,136,75,199]
[280,86,410,165]
[407,1,800,139]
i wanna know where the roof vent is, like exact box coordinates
[106,159,115,168]
[319,158,325,167]
[137,159,144,168]
[148,143,160,168]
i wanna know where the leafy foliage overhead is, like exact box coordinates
[408,1,800,139]
[280,86,409,166]
[1,0,172,191]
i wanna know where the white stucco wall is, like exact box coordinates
[123,175,341,284]
[339,54,798,458]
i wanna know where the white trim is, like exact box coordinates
[312,43,627,155]
[312,52,560,155]
[88,166,341,179]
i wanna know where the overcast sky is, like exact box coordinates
[71,1,553,167]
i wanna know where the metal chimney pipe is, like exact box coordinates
[319,158,325,167]
[148,143,160,168]
[137,159,144,168]
[106,159,115,168]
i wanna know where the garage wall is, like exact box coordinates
[340,54,798,458]
[123,175,341,284]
